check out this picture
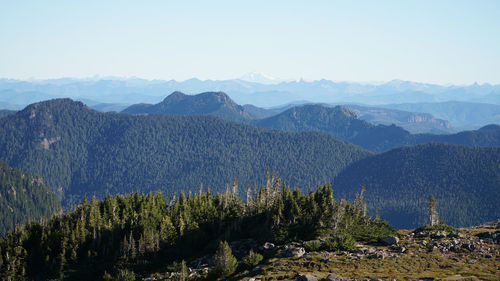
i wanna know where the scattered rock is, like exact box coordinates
[477,231,500,244]
[431,231,447,239]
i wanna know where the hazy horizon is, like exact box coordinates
[1,74,499,87]
[1,1,499,85]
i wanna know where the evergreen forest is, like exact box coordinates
[0,99,369,207]
[0,159,60,235]
[0,174,394,280]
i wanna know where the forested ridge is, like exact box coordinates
[333,143,500,228]
[122,92,500,152]
[0,98,370,207]
[256,104,411,152]
[0,159,60,235]
[256,104,500,152]
[0,174,394,281]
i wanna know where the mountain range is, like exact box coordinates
[0,96,497,229]
[1,77,499,108]
[2,77,500,131]
[123,92,500,152]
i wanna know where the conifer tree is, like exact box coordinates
[213,240,237,278]
[428,194,439,226]
[128,232,136,260]
[245,184,253,214]
[179,260,188,281]
[160,216,177,245]
[232,177,239,197]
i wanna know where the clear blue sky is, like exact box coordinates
[1,0,499,84]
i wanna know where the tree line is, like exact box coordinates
[0,173,394,280]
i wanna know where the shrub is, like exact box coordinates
[116,269,136,281]
[304,240,322,252]
[242,250,263,269]
[323,234,357,251]
[348,220,396,243]
[414,221,457,234]
[338,234,356,251]
[323,238,339,251]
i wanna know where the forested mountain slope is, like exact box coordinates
[332,143,500,228]
[256,104,414,152]
[0,109,16,119]
[0,99,370,206]
[122,91,254,122]
[0,159,60,235]
[256,104,500,152]
[415,124,500,147]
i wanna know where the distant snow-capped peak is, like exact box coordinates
[238,72,282,84]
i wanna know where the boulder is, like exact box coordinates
[297,274,318,281]
[260,242,276,251]
[368,252,386,259]
[321,274,349,281]
[396,247,406,253]
[461,243,476,251]
[283,247,306,258]
[380,236,399,246]
[350,249,364,254]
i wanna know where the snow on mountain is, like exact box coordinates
[238,72,282,84]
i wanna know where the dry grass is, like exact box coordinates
[233,241,500,281]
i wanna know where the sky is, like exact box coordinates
[1,0,499,85]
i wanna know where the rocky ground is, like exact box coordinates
[143,221,500,281]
